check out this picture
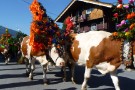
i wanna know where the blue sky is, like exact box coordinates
[0,0,129,35]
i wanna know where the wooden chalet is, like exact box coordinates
[55,0,116,33]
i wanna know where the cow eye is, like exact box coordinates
[54,50,57,53]
[54,50,56,53]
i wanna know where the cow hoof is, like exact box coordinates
[81,88,87,90]
[125,68,135,71]
[81,86,87,90]
[71,78,76,84]
[44,83,48,86]
[72,81,76,84]
[28,77,33,80]
[5,62,8,65]
[43,81,49,85]
[63,78,66,82]
[47,68,52,71]
[30,77,33,80]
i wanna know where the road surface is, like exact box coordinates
[0,62,135,90]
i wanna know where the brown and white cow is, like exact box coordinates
[21,36,66,84]
[0,45,10,64]
[64,31,135,90]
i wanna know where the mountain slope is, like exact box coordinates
[0,26,20,37]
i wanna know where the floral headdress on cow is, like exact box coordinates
[112,0,135,41]
[29,0,61,52]
[62,16,75,36]
[0,28,12,45]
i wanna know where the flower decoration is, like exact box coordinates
[118,0,122,4]
[29,0,62,53]
[129,0,135,4]
[113,13,118,18]
[63,16,75,36]
[124,5,129,9]
[124,28,129,32]
[0,28,12,45]
[117,4,123,9]
[112,0,135,41]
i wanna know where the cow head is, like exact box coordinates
[0,45,9,55]
[49,44,65,67]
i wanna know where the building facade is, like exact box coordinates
[55,0,116,33]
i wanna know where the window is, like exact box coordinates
[86,8,93,14]
[91,23,97,31]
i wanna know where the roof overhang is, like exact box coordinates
[55,0,76,23]
[79,0,113,8]
[55,0,113,23]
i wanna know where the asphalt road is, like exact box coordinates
[0,62,135,90]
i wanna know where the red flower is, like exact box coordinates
[118,0,122,4]
[113,13,118,18]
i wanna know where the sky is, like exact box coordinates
[0,0,129,35]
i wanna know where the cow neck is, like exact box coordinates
[45,48,56,65]
[120,39,133,66]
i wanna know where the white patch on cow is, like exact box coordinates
[74,31,111,64]
[133,55,135,64]
[26,39,32,59]
[133,55,135,60]
[84,67,91,78]
[21,38,25,57]
[21,38,31,59]
[95,61,116,74]
[50,46,65,66]
[34,55,48,65]
[1,49,7,54]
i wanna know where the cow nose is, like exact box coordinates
[60,62,65,66]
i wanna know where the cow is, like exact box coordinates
[0,45,11,64]
[21,36,66,84]
[62,30,135,90]
[51,43,76,83]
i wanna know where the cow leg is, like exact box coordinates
[24,58,30,77]
[41,64,48,85]
[28,58,35,80]
[47,62,53,71]
[5,55,10,65]
[110,70,120,90]
[70,62,76,84]
[81,67,92,90]
[5,58,8,65]
[66,61,76,84]
[61,66,66,82]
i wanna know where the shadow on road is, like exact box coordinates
[0,79,43,89]
[0,73,26,79]
[0,63,135,90]
[53,65,135,90]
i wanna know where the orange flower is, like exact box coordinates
[129,23,135,30]
[54,23,58,28]
[131,12,135,18]
[127,14,132,19]
[113,32,118,36]
[57,45,60,49]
